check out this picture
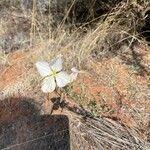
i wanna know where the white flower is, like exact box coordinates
[35,56,71,93]
[70,67,79,82]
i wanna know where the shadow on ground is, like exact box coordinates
[0,97,70,150]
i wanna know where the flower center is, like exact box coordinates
[51,69,57,77]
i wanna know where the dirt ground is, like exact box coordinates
[0,49,149,149]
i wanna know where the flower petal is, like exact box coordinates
[56,71,70,88]
[70,72,78,82]
[41,76,56,93]
[70,67,79,82]
[71,67,78,73]
[35,61,51,77]
[49,56,62,72]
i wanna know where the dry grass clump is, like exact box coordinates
[0,0,149,56]
[72,114,150,149]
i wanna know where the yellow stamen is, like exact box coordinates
[51,69,57,77]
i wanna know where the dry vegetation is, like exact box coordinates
[0,0,150,149]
